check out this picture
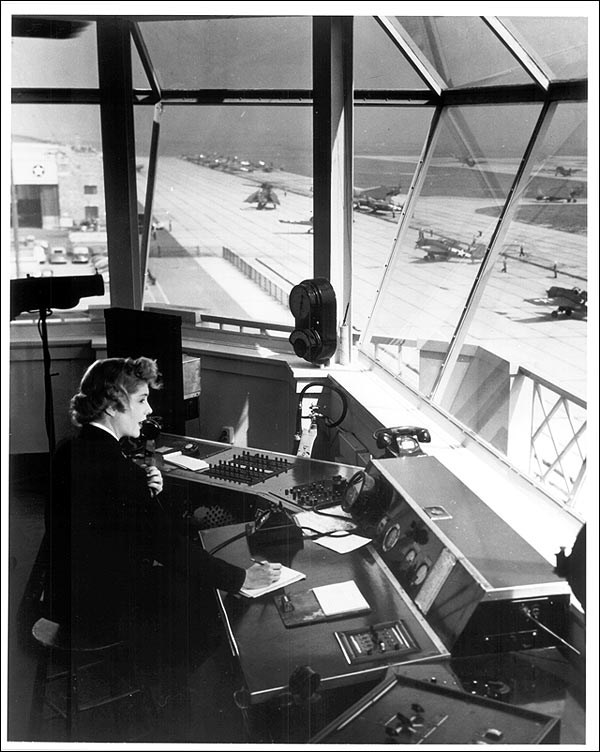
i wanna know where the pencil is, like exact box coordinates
[251,557,267,566]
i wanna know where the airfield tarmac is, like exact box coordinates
[140,156,588,401]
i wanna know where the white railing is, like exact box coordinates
[509,367,586,512]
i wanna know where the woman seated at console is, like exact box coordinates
[46,356,281,686]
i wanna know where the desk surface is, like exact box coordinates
[200,523,449,705]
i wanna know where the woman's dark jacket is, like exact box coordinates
[46,424,245,638]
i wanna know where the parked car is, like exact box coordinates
[49,246,68,264]
[78,219,98,231]
[72,245,90,264]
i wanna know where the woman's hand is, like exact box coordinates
[145,465,163,496]
[242,561,282,589]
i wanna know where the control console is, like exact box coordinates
[340,455,571,655]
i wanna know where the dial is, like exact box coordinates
[413,563,429,586]
[382,523,401,552]
[289,285,312,319]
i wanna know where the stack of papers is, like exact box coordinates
[239,564,305,599]
[312,580,370,617]
[293,506,356,535]
[162,451,209,471]
[293,506,370,554]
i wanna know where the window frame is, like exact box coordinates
[10,13,589,515]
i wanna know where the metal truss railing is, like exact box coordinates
[509,367,586,511]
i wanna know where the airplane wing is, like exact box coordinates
[546,286,587,305]
[245,190,261,203]
[361,185,402,200]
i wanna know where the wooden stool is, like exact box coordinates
[29,617,155,741]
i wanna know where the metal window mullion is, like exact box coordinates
[482,16,552,91]
[97,18,142,309]
[431,100,558,403]
[131,21,163,102]
[361,105,444,351]
[375,16,446,96]
[140,103,163,291]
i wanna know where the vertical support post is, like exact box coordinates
[312,17,354,362]
[506,368,534,475]
[97,18,142,309]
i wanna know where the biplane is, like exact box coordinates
[244,183,281,210]
[545,286,587,319]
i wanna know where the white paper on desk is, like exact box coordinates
[313,533,371,554]
[293,505,356,535]
[312,580,370,617]
[162,451,209,472]
[239,564,305,599]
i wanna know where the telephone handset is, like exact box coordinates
[373,426,431,458]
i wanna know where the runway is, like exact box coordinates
[140,156,588,401]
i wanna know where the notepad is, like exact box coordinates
[312,580,370,617]
[239,564,306,599]
[162,451,209,472]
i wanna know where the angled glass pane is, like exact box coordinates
[501,16,588,81]
[392,16,535,88]
[362,103,542,391]
[352,106,434,335]
[136,17,311,89]
[354,16,429,89]
[131,28,154,91]
[435,102,587,506]
[135,103,312,322]
[10,104,110,310]
[11,18,98,88]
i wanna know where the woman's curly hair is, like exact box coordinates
[70,357,162,426]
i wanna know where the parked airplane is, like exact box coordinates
[554,165,581,177]
[245,183,281,210]
[545,286,587,319]
[415,228,474,261]
[353,185,402,216]
[536,183,584,203]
